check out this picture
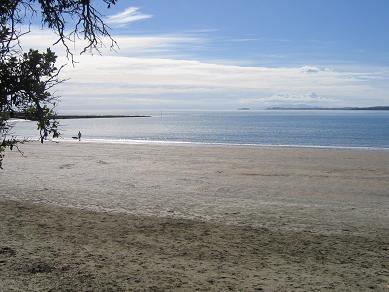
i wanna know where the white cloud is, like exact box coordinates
[239,92,330,105]
[267,92,323,101]
[59,56,377,92]
[113,34,204,55]
[300,66,331,74]
[15,27,389,110]
[19,26,204,58]
[52,54,389,110]
[105,7,152,26]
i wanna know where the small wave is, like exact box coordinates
[8,119,33,123]
[52,137,389,151]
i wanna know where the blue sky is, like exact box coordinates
[24,0,389,111]
[102,0,389,66]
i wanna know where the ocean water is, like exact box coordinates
[9,110,389,149]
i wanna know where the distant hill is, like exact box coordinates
[267,106,389,111]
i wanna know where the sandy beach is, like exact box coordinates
[1,142,389,291]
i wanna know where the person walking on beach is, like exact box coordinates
[78,131,82,141]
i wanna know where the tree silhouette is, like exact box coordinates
[0,0,117,168]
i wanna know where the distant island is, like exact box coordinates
[267,106,389,111]
[237,107,251,110]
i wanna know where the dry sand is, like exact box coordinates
[1,142,389,291]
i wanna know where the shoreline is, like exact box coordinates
[14,137,389,152]
[67,138,389,151]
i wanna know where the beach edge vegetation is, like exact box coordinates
[0,0,118,169]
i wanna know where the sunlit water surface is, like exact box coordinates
[10,110,389,149]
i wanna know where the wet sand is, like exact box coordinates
[1,142,389,291]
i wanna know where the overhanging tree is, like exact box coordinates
[0,0,118,168]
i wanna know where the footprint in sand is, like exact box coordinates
[59,163,75,169]
[0,246,16,257]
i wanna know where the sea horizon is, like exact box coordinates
[11,109,389,150]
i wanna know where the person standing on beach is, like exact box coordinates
[78,131,82,141]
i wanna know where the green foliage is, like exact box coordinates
[0,0,117,169]
[1,48,62,165]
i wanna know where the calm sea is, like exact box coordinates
[10,110,389,149]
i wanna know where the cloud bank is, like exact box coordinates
[16,27,389,111]
[54,54,389,110]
